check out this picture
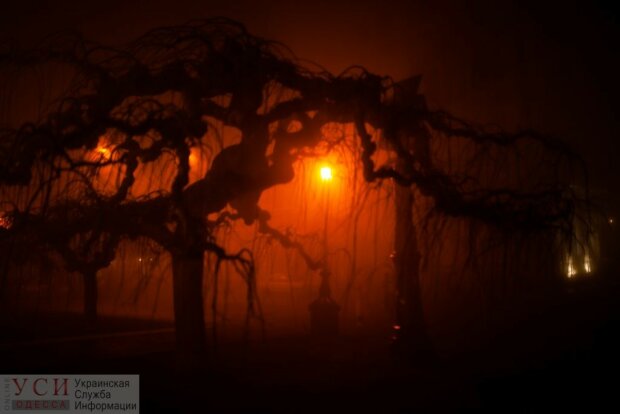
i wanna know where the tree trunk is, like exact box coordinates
[393,182,433,360]
[83,270,98,323]
[171,248,206,357]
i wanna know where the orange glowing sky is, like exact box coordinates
[1,1,618,203]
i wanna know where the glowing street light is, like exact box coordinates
[584,254,592,273]
[96,146,111,160]
[566,256,576,278]
[320,165,333,182]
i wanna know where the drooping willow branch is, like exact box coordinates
[256,209,323,271]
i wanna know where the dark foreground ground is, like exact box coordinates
[2,276,620,413]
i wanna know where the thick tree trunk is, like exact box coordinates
[171,248,206,356]
[393,182,433,360]
[83,270,98,323]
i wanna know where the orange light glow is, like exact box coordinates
[189,152,198,166]
[319,165,333,182]
[96,146,111,160]
[566,256,576,278]
[0,214,11,229]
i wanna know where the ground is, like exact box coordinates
[2,275,620,412]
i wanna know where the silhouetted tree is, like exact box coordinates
[0,19,586,358]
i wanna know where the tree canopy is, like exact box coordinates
[0,18,588,352]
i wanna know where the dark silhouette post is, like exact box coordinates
[171,245,207,355]
[389,76,433,358]
[309,165,340,337]
[391,181,432,359]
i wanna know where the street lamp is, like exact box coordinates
[309,163,340,338]
[319,166,333,182]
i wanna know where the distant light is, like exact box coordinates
[320,165,333,182]
[96,146,111,160]
[584,254,592,273]
[0,214,11,229]
[567,256,576,278]
[609,217,614,225]
[138,257,142,262]
[189,151,198,166]
[393,325,401,331]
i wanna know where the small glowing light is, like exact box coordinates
[96,146,111,160]
[138,257,142,262]
[189,152,198,166]
[393,325,401,331]
[0,214,11,229]
[319,165,333,182]
[584,254,591,273]
[567,256,576,278]
[609,217,614,225]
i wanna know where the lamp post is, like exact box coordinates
[309,164,340,337]
[320,165,332,293]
